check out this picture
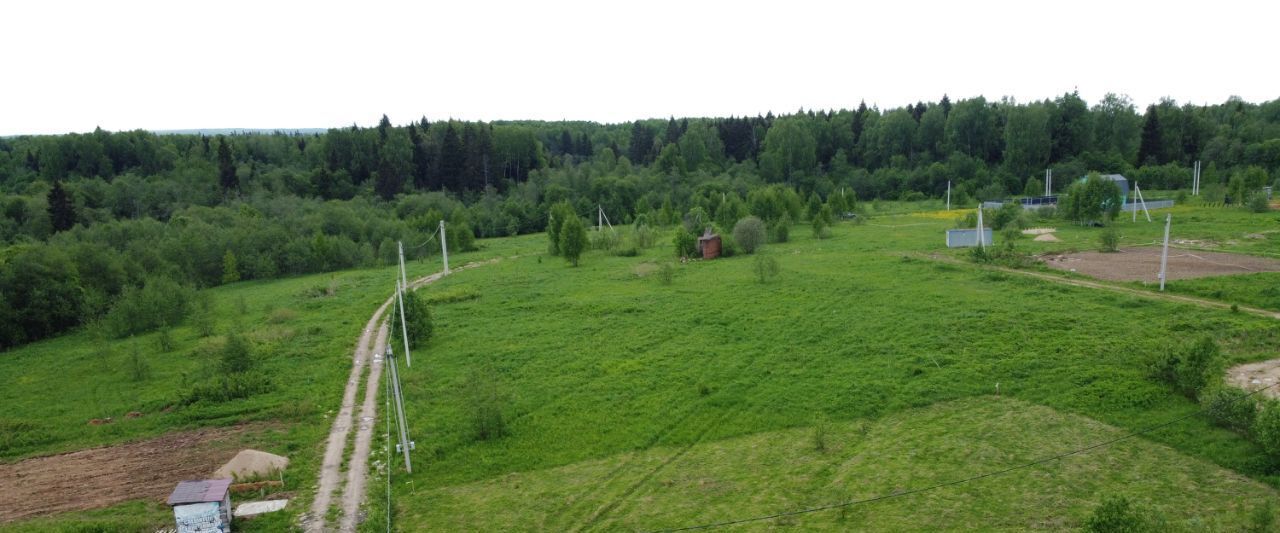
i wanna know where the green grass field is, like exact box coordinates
[353,204,1280,530]
[4,203,1280,531]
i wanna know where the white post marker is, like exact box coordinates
[439,219,450,274]
[1159,214,1171,291]
[396,280,411,368]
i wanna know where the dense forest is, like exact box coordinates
[1,93,1278,349]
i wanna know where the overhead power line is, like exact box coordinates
[653,383,1279,532]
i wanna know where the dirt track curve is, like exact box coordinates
[307,259,499,532]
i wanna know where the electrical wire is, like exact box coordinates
[652,382,1280,532]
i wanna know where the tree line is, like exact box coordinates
[1,93,1278,349]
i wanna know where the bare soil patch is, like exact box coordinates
[1226,360,1280,400]
[1042,246,1280,282]
[0,425,258,523]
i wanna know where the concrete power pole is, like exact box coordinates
[439,220,450,274]
[396,280,411,368]
[1159,214,1171,291]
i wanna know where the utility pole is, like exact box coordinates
[386,344,412,473]
[396,280,411,368]
[597,205,603,232]
[946,181,951,210]
[1159,214,1171,291]
[1132,182,1152,222]
[397,241,408,293]
[439,219,450,274]
[976,204,985,249]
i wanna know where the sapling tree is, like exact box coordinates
[559,215,589,266]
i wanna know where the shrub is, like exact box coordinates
[1248,193,1271,213]
[673,227,698,258]
[391,288,433,349]
[126,344,150,382]
[181,373,273,405]
[1099,227,1120,252]
[1201,386,1257,434]
[266,308,297,324]
[812,414,829,452]
[656,262,675,285]
[189,292,216,337]
[1085,495,1155,533]
[155,326,175,352]
[102,277,193,338]
[220,332,254,374]
[1255,401,1280,459]
[733,216,766,254]
[753,255,780,283]
[770,214,791,243]
[1149,337,1221,399]
[991,201,1023,230]
[812,205,834,239]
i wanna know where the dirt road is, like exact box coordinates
[308,260,499,532]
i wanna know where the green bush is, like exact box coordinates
[812,204,834,239]
[126,344,150,382]
[1254,401,1280,459]
[1099,227,1120,252]
[220,332,254,374]
[1201,386,1257,434]
[101,277,193,338]
[770,214,791,243]
[181,373,273,405]
[673,227,698,258]
[732,216,766,254]
[1084,495,1156,532]
[1149,337,1221,399]
[391,287,433,350]
[1248,193,1271,213]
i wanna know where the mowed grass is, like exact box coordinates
[415,397,1276,531]
[364,209,1280,530]
[0,238,522,531]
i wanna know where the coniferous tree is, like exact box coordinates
[940,94,952,118]
[628,121,654,165]
[559,130,573,156]
[1138,104,1163,165]
[377,114,392,142]
[47,179,76,232]
[217,136,238,192]
[440,122,466,189]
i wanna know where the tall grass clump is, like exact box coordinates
[753,255,780,283]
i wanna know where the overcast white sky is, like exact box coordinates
[1,0,1276,136]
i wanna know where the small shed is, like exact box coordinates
[697,228,721,259]
[168,479,233,533]
[945,228,994,248]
